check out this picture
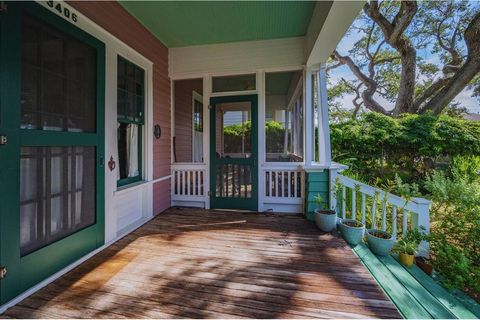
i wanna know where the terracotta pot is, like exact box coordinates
[399,252,415,267]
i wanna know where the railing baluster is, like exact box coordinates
[193,171,197,195]
[288,171,291,198]
[281,171,284,197]
[342,186,346,219]
[361,193,366,226]
[294,171,298,197]
[275,171,279,197]
[351,188,356,220]
[175,170,182,195]
[382,195,387,231]
[187,170,191,195]
[392,205,398,240]
[403,208,409,237]
[371,195,377,229]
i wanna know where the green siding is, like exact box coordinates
[305,171,329,221]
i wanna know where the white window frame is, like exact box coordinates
[191,90,204,163]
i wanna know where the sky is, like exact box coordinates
[329,16,480,115]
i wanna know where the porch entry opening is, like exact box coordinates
[0,2,105,305]
[210,95,258,211]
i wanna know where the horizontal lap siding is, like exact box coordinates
[68,1,171,214]
[174,79,203,163]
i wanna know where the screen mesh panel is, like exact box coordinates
[20,146,96,256]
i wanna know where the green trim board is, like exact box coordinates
[119,1,328,48]
[209,95,258,211]
[305,171,330,221]
[352,244,478,319]
[0,2,105,305]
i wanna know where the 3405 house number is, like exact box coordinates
[46,1,78,23]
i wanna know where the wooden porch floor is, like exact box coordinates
[3,208,400,319]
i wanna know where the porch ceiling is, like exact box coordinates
[119,1,330,48]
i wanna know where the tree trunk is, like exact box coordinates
[394,40,416,115]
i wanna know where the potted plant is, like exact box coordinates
[338,219,365,246]
[392,239,417,267]
[415,256,433,275]
[366,229,395,256]
[313,194,337,232]
[395,228,429,268]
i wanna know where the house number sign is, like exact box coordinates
[46,1,78,23]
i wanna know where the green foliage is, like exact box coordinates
[223,121,251,153]
[333,114,480,296]
[330,113,480,187]
[223,120,286,154]
[313,194,325,209]
[392,239,417,255]
[265,120,284,153]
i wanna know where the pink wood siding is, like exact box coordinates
[173,79,203,162]
[69,1,171,214]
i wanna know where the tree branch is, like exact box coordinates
[422,11,480,114]
[332,50,389,114]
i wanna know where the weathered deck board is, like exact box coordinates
[3,208,400,319]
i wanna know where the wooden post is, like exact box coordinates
[411,197,431,256]
[304,68,315,166]
[317,63,331,167]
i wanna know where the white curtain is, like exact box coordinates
[127,124,139,177]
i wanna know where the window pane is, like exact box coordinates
[21,14,96,132]
[265,70,303,162]
[217,102,252,157]
[173,79,203,163]
[117,57,144,124]
[20,146,96,256]
[212,74,256,93]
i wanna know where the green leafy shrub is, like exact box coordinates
[332,114,480,298]
[330,113,480,186]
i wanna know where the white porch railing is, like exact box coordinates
[171,164,207,207]
[333,174,430,243]
[262,165,305,212]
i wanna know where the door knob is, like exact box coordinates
[0,135,7,145]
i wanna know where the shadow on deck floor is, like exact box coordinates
[3,208,400,319]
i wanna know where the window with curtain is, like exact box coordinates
[117,56,144,186]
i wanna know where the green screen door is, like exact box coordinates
[210,95,258,211]
[0,2,105,304]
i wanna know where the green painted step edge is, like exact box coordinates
[394,256,479,319]
[451,290,480,318]
[379,255,455,319]
[353,244,432,319]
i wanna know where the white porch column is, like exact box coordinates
[317,63,331,166]
[304,68,315,166]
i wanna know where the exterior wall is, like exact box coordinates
[173,79,203,162]
[305,170,329,221]
[68,1,172,218]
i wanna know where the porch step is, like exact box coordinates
[352,244,479,319]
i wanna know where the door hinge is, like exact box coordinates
[208,105,212,110]
[0,266,7,279]
[208,191,211,196]
[0,2,8,13]
[0,135,7,146]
